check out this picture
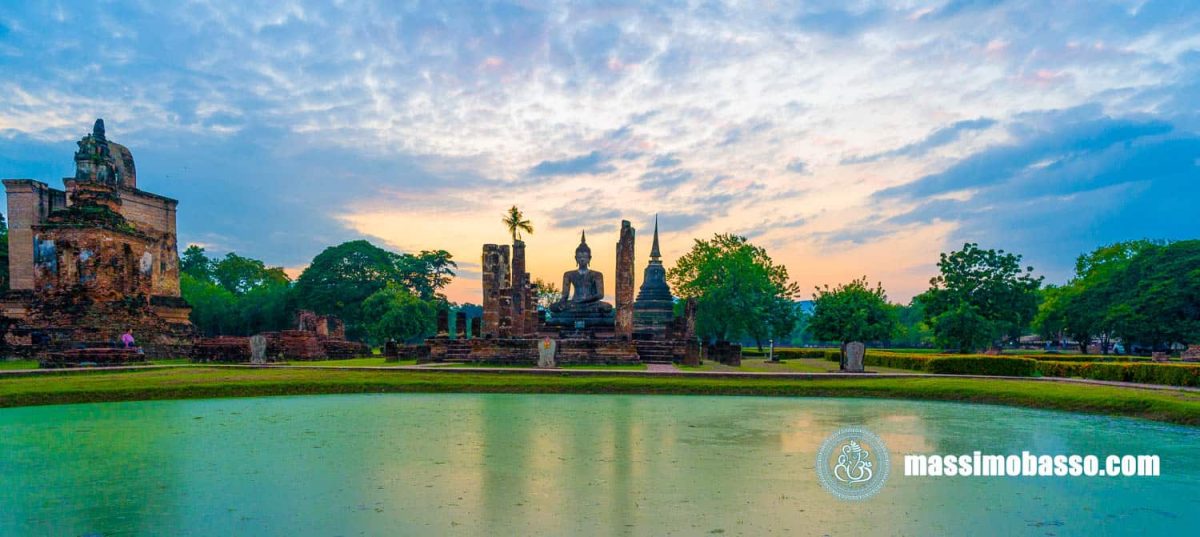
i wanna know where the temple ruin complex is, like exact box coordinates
[426,218,700,365]
[1,119,193,357]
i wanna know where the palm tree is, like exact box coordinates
[502,205,533,243]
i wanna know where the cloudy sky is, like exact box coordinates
[2,0,1199,304]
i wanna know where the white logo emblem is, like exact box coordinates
[816,427,890,500]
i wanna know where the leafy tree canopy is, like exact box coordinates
[918,243,1042,353]
[293,240,456,340]
[667,233,801,346]
[808,277,898,353]
[361,284,437,345]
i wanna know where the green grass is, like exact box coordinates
[685,358,930,375]
[0,360,38,370]
[287,358,416,367]
[437,362,648,370]
[1,366,1196,426]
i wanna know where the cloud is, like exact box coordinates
[3,0,1200,302]
[528,151,615,177]
[843,118,997,164]
[877,109,1200,279]
[876,115,1173,200]
[638,169,694,191]
[650,154,681,168]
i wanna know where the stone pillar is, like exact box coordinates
[525,279,539,333]
[436,309,449,337]
[481,244,511,336]
[455,311,467,339]
[615,220,635,338]
[683,298,697,338]
[511,240,528,336]
[470,318,482,340]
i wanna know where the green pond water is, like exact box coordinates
[0,394,1196,536]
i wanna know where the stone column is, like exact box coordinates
[436,309,449,337]
[481,244,510,336]
[455,311,467,339]
[470,318,482,340]
[615,220,635,338]
[511,240,528,336]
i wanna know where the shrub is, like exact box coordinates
[1036,361,1200,387]
[925,356,1037,376]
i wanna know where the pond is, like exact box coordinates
[1,394,1196,535]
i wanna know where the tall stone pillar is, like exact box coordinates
[481,244,511,336]
[615,220,636,338]
[511,240,528,336]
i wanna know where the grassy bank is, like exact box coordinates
[0,366,1197,426]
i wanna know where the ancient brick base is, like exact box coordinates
[40,348,148,368]
[425,336,640,366]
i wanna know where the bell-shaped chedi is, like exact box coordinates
[633,216,675,338]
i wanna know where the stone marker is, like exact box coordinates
[844,341,865,372]
[538,337,557,368]
[249,334,267,364]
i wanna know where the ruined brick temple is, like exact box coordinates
[1,119,192,357]
[426,218,700,365]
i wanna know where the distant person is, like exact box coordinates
[121,330,135,349]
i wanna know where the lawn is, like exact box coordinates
[0,360,38,370]
[0,366,1196,426]
[436,362,648,370]
[684,358,929,375]
[286,358,416,367]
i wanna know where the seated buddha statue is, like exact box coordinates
[548,231,614,326]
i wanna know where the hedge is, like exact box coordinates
[925,357,1037,376]
[1036,361,1200,387]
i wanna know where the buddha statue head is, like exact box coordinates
[574,230,591,271]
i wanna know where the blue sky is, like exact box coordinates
[2,0,1198,302]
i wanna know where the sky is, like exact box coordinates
[2,0,1199,305]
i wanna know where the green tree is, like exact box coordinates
[397,249,457,301]
[180,245,213,281]
[180,273,237,337]
[892,300,932,348]
[1103,240,1200,352]
[361,285,437,344]
[808,277,898,368]
[667,233,801,347]
[212,252,289,295]
[293,240,455,341]
[1056,240,1162,354]
[918,243,1042,353]
[532,277,561,309]
[502,205,533,242]
[1033,285,1069,347]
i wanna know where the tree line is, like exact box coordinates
[180,240,455,344]
[800,240,1200,355]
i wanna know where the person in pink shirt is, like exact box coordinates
[120,330,135,349]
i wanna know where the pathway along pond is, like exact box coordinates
[1,394,1196,535]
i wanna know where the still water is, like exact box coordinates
[0,393,1196,536]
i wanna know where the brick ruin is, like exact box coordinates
[425,218,701,365]
[1,119,193,359]
[191,310,368,363]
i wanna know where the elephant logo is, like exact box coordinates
[816,427,890,501]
